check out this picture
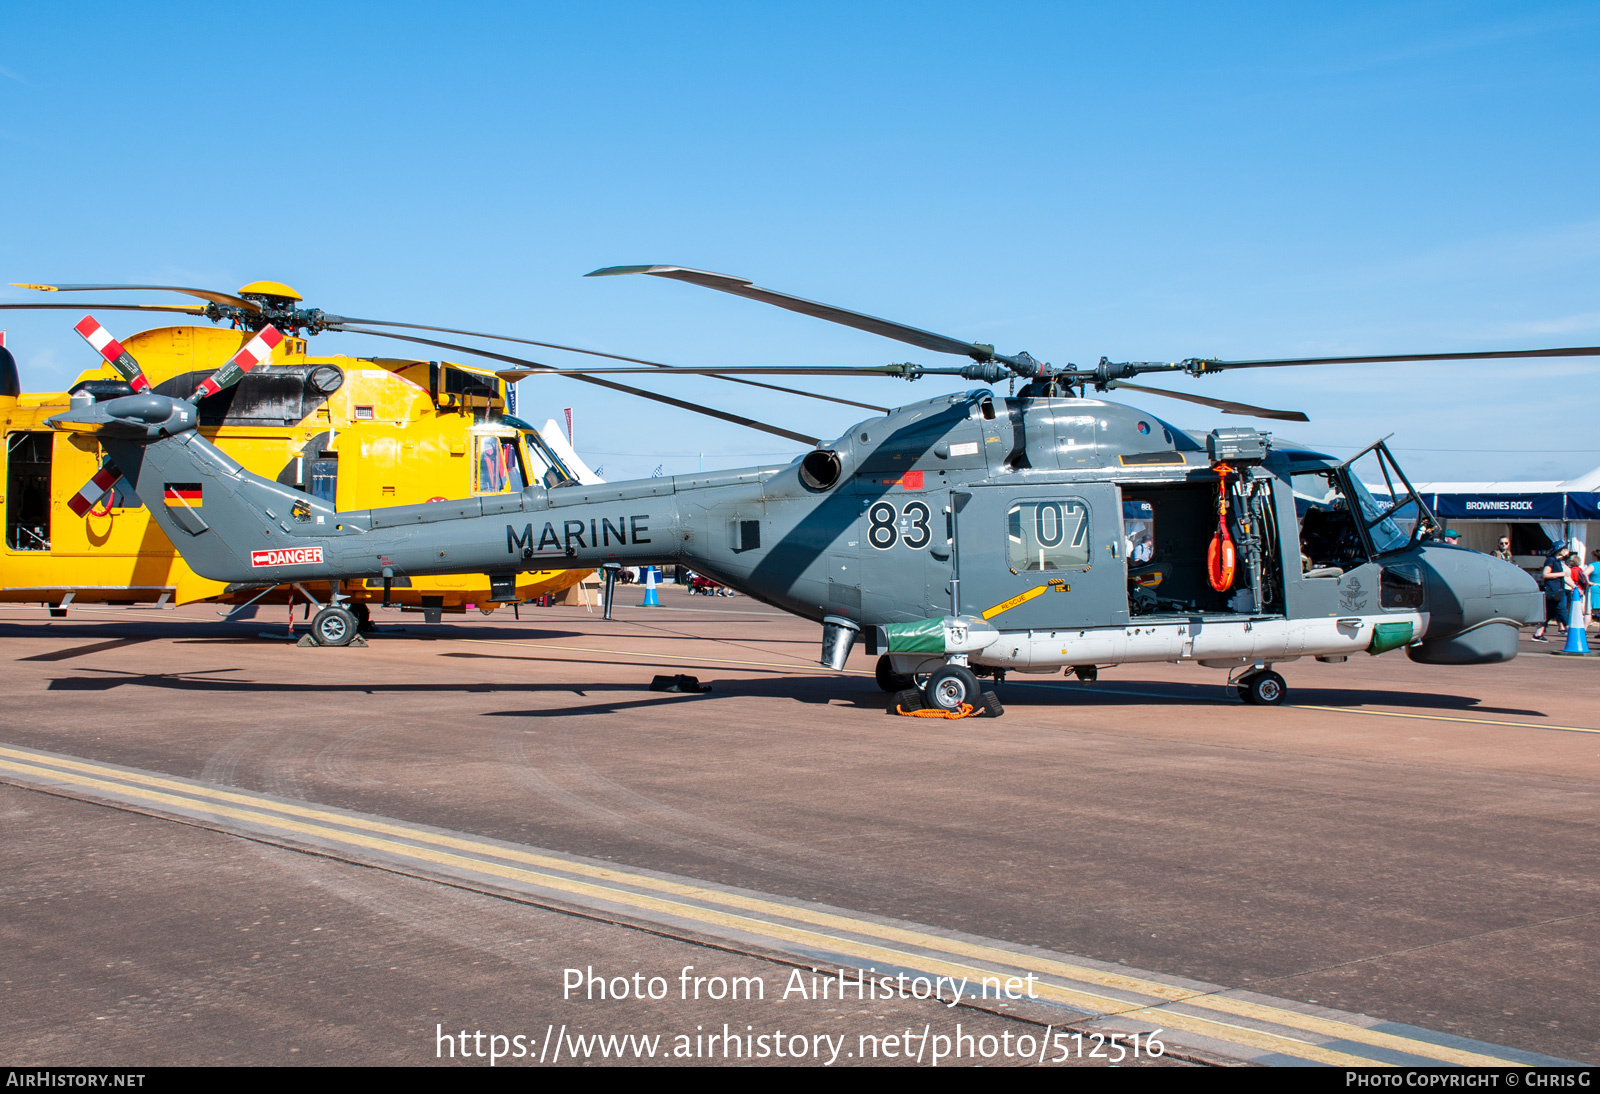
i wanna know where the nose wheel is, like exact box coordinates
[1237,669,1287,705]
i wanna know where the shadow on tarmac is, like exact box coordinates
[41,670,665,697]
[999,677,1548,717]
[0,621,584,650]
[24,638,1551,720]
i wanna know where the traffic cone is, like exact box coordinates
[1556,587,1595,656]
[641,566,660,607]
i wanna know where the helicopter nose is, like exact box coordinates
[1406,545,1540,665]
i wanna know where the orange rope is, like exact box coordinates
[895,702,979,719]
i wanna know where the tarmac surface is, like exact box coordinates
[1,587,1597,1067]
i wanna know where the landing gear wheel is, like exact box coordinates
[1237,670,1286,705]
[349,601,374,634]
[923,665,981,712]
[875,654,913,693]
[311,605,358,647]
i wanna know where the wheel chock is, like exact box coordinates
[649,673,710,693]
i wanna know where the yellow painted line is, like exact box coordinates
[1292,705,1600,736]
[455,638,873,676]
[982,585,1047,621]
[0,746,1530,1067]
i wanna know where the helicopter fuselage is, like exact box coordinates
[53,386,1542,678]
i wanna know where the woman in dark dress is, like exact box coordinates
[1532,545,1574,642]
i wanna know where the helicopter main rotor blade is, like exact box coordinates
[13,283,262,312]
[347,328,820,446]
[0,302,208,316]
[1106,380,1310,423]
[326,317,687,365]
[326,321,887,413]
[494,365,914,377]
[1202,345,1600,370]
[587,265,1003,363]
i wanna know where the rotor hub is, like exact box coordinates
[202,281,328,336]
[237,280,303,306]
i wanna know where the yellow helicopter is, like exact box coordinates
[0,281,600,629]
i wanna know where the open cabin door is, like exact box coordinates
[954,483,1128,629]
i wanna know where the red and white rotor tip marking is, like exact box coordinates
[191,325,284,401]
[73,315,150,392]
[67,463,121,517]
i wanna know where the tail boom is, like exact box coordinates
[52,393,688,586]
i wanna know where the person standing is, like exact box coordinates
[1532,544,1574,641]
[1492,535,1513,562]
[1592,549,1600,627]
[1573,548,1596,632]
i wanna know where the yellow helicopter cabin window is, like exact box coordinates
[439,364,502,409]
[1007,500,1090,572]
[474,435,528,495]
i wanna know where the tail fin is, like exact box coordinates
[47,393,343,584]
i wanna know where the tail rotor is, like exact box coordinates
[66,315,156,514]
[61,318,284,516]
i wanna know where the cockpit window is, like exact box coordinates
[1339,441,1435,555]
[474,434,526,495]
[1293,471,1367,572]
[1293,442,1434,569]
[1344,473,1409,554]
[504,413,579,486]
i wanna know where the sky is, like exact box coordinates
[2,2,1597,483]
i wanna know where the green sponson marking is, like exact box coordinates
[885,618,947,654]
[1369,621,1415,655]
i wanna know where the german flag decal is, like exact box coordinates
[164,483,203,507]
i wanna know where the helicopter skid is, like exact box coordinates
[971,611,1428,672]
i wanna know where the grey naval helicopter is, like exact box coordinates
[40,267,1597,714]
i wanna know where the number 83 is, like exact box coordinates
[867,501,932,550]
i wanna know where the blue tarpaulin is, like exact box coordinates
[1566,493,1600,521]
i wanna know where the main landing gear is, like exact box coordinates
[877,656,1004,717]
[925,664,981,711]
[311,605,360,647]
[301,582,375,648]
[1237,669,1287,705]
